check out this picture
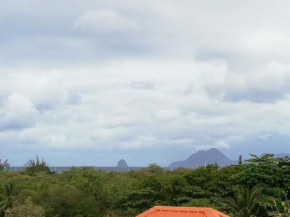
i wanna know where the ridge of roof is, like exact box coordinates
[136,206,230,217]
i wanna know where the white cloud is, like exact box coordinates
[5,93,35,113]
[216,141,230,149]
[204,61,290,103]
[0,93,38,131]
[73,9,140,33]
[258,133,274,140]
[1,1,290,164]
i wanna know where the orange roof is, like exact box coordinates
[136,206,230,217]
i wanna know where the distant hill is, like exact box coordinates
[117,159,128,167]
[169,148,235,169]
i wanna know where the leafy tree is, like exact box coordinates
[37,184,97,217]
[122,173,170,214]
[167,175,192,206]
[39,167,110,217]
[104,172,137,217]
[0,152,290,216]
[238,155,243,165]
[232,154,290,201]
[266,192,290,217]
[145,163,164,174]
[23,156,50,174]
[185,164,221,198]
[0,182,22,217]
[0,159,9,172]
[224,185,263,217]
[182,198,213,208]
[5,197,44,217]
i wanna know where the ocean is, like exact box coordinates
[7,166,174,172]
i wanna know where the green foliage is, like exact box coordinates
[144,163,164,174]
[23,156,50,175]
[0,159,9,172]
[0,153,289,217]
[5,197,45,217]
[224,185,263,217]
[0,182,22,217]
[184,164,222,198]
[232,154,290,199]
[182,198,212,207]
[238,155,243,165]
[267,194,290,217]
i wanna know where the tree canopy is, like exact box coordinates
[0,154,289,217]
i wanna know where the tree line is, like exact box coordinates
[0,154,290,217]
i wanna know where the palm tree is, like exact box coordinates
[225,185,263,217]
[0,182,22,217]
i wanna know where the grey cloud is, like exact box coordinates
[204,65,290,103]
[73,9,140,33]
[130,81,154,90]
[2,1,290,165]
[0,119,34,132]
[207,86,287,103]
[194,43,245,70]
[1,61,290,164]
[0,0,188,67]
[66,94,82,105]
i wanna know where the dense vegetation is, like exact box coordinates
[0,154,290,217]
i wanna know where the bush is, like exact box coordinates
[5,197,45,217]
[23,156,50,175]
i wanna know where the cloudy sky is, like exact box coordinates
[1,0,290,166]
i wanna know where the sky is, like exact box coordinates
[1,0,290,166]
